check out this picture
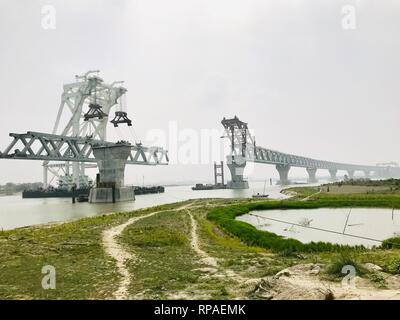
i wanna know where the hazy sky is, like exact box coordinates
[0,0,400,185]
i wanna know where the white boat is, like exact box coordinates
[252,193,269,199]
[252,179,269,198]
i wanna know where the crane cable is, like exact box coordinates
[115,125,125,141]
[115,93,139,143]
[128,126,140,144]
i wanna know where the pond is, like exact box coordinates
[237,208,400,247]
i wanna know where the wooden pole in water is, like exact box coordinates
[112,185,116,203]
[342,208,352,234]
[72,185,76,204]
[221,161,224,185]
[214,162,217,185]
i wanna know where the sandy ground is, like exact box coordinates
[252,263,400,300]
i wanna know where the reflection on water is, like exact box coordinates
[0,181,297,230]
[237,208,400,247]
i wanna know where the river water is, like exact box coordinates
[237,208,400,247]
[0,180,294,230]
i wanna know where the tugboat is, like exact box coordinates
[133,185,165,194]
[76,194,89,202]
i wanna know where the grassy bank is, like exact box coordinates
[119,202,300,299]
[284,185,400,203]
[0,201,185,299]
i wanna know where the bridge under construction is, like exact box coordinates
[221,116,400,188]
[0,71,168,203]
[1,72,399,201]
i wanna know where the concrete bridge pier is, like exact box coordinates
[347,170,355,179]
[226,155,249,189]
[375,169,382,179]
[276,164,291,185]
[364,170,371,179]
[389,168,400,179]
[376,168,391,179]
[306,168,318,183]
[371,170,379,179]
[89,143,135,203]
[329,169,337,181]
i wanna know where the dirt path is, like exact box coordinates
[102,203,193,300]
[185,208,251,293]
[102,210,162,299]
[301,189,321,201]
[187,210,218,267]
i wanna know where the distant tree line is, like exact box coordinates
[327,178,400,187]
[0,182,43,194]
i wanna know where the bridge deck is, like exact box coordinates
[222,116,399,174]
[0,131,168,166]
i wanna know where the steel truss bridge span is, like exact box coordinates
[250,146,382,172]
[0,131,168,166]
[221,116,400,188]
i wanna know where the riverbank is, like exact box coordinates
[282,180,400,202]
[1,193,399,299]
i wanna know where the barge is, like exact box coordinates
[192,183,226,191]
[23,185,165,199]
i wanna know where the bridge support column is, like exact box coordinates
[43,166,48,189]
[329,169,337,181]
[89,143,135,203]
[364,170,371,179]
[347,170,354,179]
[72,162,80,189]
[306,168,317,183]
[226,156,249,189]
[387,168,400,179]
[276,164,291,185]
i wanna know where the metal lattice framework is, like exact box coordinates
[222,116,400,175]
[0,132,168,166]
[43,71,129,187]
[53,70,126,139]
